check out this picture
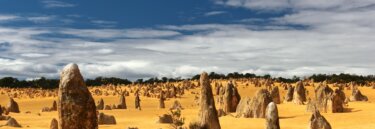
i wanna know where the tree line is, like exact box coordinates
[308,73,375,84]
[0,72,374,89]
[0,77,132,89]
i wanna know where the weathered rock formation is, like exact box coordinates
[0,104,3,116]
[236,89,272,118]
[330,89,345,113]
[284,85,294,102]
[222,81,241,113]
[197,72,221,129]
[117,94,127,109]
[57,63,98,129]
[270,86,280,104]
[235,96,251,117]
[51,100,57,111]
[293,81,306,105]
[309,110,332,129]
[135,93,141,110]
[159,91,166,109]
[265,102,280,129]
[314,84,333,112]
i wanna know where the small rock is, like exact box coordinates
[309,110,332,129]
[216,109,226,117]
[41,107,51,112]
[51,100,57,111]
[158,114,173,123]
[50,118,58,129]
[170,100,184,110]
[98,112,116,125]
[0,115,11,120]
[5,117,22,127]
[104,105,112,110]
[96,98,104,110]
[7,98,20,113]
[350,88,368,101]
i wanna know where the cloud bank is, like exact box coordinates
[0,1,374,80]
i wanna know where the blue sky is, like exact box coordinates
[0,0,375,80]
[0,0,287,28]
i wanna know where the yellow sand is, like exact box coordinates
[1,83,375,129]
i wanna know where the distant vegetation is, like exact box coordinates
[0,77,59,89]
[308,73,375,84]
[85,77,132,86]
[0,72,374,89]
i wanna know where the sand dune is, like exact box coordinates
[1,82,375,129]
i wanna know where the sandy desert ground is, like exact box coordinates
[1,81,375,129]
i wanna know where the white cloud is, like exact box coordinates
[124,29,181,38]
[0,15,19,22]
[214,0,375,11]
[91,20,117,25]
[1,21,374,80]
[27,16,54,23]
[215,0,290,10]
[1,0,375,80]
[91,20,117,28]
[76,61,154,79]
[58,28,180,39]
[0,58,58,78]
[42,0,76,8]
[172,65,220,78]
[21,53,50,58]
[204,11,227,16]
[91,20,116,24]
[0,14,69,25]
[97,49,114,54]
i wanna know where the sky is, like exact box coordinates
[0,0,374,80]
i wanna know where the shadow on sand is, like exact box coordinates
[279,116,297,119]
[342,108,361,113]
